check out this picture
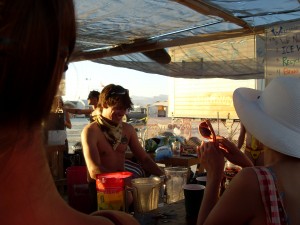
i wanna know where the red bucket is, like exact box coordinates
[96,172,132,211]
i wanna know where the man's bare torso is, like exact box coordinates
[85,121,132,181]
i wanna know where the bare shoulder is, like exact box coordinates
[122,122,135,134]
[221,167,262,208]
[224,167,263,211]
[230,167,259,189]
[81,121,101,136]
[122,122,134,129]
[210,167,265,224]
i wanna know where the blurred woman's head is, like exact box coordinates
[0,0,76,130]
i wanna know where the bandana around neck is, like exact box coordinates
[96,115,123,150]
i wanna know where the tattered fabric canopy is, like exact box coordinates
[71,0,300,79]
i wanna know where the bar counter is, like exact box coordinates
[133,200,197,225]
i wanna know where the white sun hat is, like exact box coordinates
[233,76,300,158]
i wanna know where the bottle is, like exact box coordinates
[171,141,181,156]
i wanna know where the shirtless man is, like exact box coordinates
[81,84,164,211]
[237,123,264,166]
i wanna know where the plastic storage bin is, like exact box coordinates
[66,166,91,213]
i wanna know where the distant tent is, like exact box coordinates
[149,101,168,117]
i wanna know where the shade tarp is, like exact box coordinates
[72,0,300,79]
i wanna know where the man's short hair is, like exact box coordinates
[99,84,133,111]
[87,90,100,100]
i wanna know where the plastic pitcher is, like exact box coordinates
[96,171,132,211]
[131,177,162,213]
[164,167,188,203]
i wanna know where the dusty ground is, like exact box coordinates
[66,116,242,153]
[147,117,241,141]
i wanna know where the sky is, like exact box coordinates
[64,61,170,100]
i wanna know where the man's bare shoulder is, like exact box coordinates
[122,122,135,134]
[82,121,101,135]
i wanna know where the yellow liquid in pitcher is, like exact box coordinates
[97,190,124,211]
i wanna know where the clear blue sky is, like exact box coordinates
[65,61,170,100]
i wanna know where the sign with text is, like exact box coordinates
[266,21,300,84]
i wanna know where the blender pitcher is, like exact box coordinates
[130,177,162,213]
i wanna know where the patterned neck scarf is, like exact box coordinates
[96,115,123,150]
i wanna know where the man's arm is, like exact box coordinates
[64,111,72,129]
[81,124,101,180]
[126,124,164,176]
[139,155,164,176]
[65,108,93,115]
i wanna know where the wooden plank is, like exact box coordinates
[176,0,251,29]
[70,29,264,62]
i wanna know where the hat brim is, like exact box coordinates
[233,87,300,158]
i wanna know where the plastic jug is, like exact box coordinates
[96,172,132,211]
[130,177,162,213]
[164,167,188,203]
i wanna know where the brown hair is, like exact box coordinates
[98,84,133,112]
[0,0,76,129]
